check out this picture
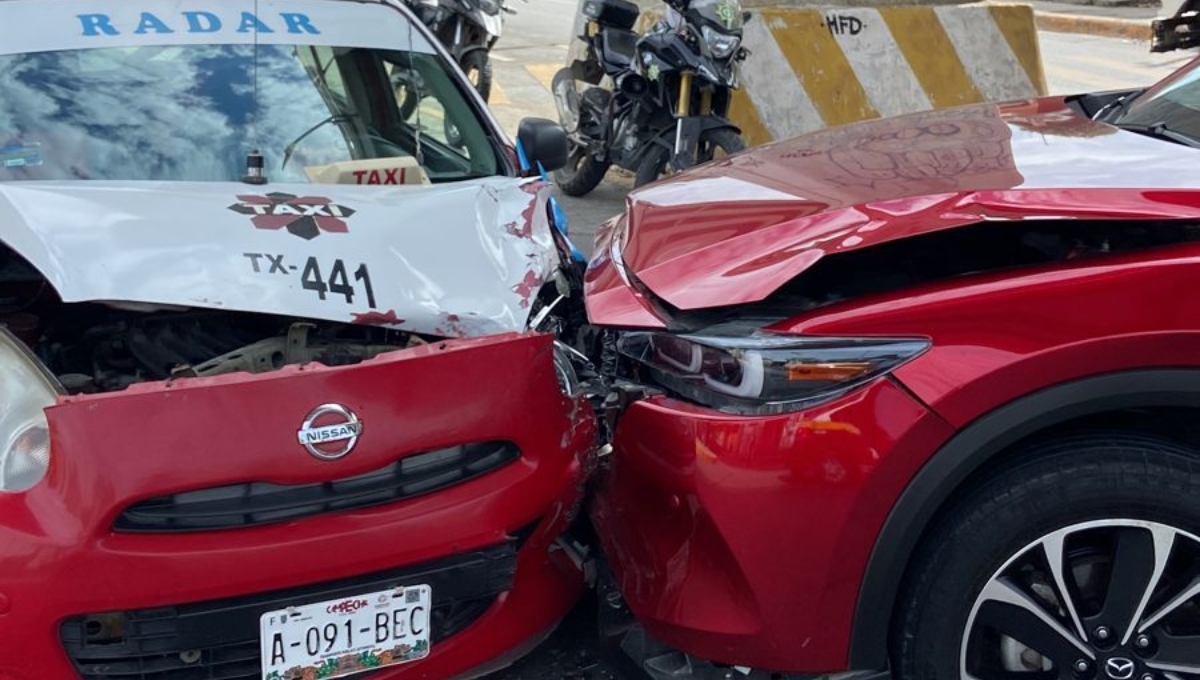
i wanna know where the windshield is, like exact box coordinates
[689,0,745,32]
[0,43,502,184]
[1113,58,1200,145]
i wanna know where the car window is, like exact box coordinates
[1115,60,1200,143]
[0,43,502,183]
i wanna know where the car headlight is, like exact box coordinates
[0,328,61,492]
[618,332,929,415]
[701,25,741,59]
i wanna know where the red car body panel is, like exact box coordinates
[583,215,668,330]
[0,333,595,680]
[587,83,1200,673]
[771,243,1200,428]
[596,97,1200,316]
[591,382,953,671]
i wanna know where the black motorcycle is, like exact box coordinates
[552,0,749,195]
[431,0,508,101]
[397,0,508,109]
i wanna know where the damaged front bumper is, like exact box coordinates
[588,379,948,676]
[0,332,597,680]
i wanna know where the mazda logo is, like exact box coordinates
[1105,658,1136,680]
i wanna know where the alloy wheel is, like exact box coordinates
[962,519,1200,680]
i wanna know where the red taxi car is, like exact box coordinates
[0,2,591,680]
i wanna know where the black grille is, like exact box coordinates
[61,544,516,680]
[115,441,520,533]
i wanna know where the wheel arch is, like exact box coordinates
[457,44,491,61]
[848,369,1200,670]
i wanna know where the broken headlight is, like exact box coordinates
[618,332,929,415]
[0,328,62,492]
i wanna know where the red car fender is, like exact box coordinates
[770,241,1200,426]
[768,240,1200,668]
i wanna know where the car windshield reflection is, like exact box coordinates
[0,44,501,183]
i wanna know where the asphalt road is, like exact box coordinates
[475,11,1196,680]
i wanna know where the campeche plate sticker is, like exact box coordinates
[259,585,431,680]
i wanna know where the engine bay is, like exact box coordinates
[0,245,430,394]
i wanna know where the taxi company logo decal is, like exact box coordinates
[326,598,368,615]
[229,193,356,240]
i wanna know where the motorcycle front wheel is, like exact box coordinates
[461,50,493,102]
[392,75,421,121]
[551,73,612,197]
[554,145,611,197]
[635,127,745,188]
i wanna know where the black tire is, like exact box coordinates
[634,127,745,188]
[551,78,611,197]
[461,50,492,102]
[445,117,464,149]
[894,433,1200,680]
[554,149,611,197]
[393,76,419,121]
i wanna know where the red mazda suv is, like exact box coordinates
[584,55,1200,680]
[0,2,592,680]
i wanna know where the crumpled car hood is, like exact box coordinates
[617,98,1200,311]
[0,177,558,337]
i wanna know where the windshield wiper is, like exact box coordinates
[1116,121,1200,149]
[281,114,356,170]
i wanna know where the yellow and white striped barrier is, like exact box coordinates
[578,4,1047,147]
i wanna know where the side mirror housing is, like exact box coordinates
[517,118,569,173]
[742,10,752,23]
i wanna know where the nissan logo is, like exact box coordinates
[297,404,363,460]
[1105,658,1136,680]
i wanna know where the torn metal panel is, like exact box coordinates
[0,178,560,337]
[610,100,1200,313]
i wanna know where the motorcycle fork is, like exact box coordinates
[672,72,702,169]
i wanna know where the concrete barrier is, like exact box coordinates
[569,3,1047,147]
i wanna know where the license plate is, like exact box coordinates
[259,585,432,680]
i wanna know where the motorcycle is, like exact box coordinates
[432,0,507,101]
[398,0,508,105]
[552,0,750,195]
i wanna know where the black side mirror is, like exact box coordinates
[517,117,569,173]
[742,10,752,23]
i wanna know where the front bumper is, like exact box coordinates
[0,333,596,680]
[590,378,951,673]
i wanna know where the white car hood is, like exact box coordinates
[0,177,560,337]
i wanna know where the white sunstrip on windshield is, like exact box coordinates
[0,0,437,57]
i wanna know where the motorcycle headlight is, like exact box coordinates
[475,0,503,16]
[619,332,929,415]
[701,25,741,59]
[0,328,61,492]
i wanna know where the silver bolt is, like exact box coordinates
[1095,626,1112,641]
[1141,674,1155,680]
[1075,660,1091,674]
[1136,634,1153,649]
